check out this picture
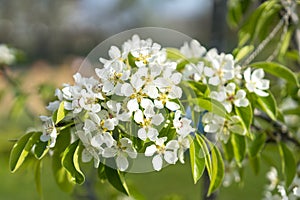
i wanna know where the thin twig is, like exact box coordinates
[242,16,286,66]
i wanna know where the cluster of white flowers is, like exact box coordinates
[181,40,270,143]
[0,44,16,65]
[41,35,195,171]
[263,167,300,200]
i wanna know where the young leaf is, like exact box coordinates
[62,140,85,185]
[190,98,227,118]
[278,142,296,187]
[235,103,253,133]
[34,160,43,198]
[207,142,225,196]
[249,155,260,175]
[231,134,246,166]
[10,132,41,172]
[222,140,234,162]
[166,48,186,60]
[105,165,130,195]
[189,135,205,184]
[233,45,254,62]
[52,129,74,193]
[196,135,212,179]
[34,139,49,159]
[251,62,299,87]
[56,101,66,124]
[248,133,266,157]
[255,92,278,121]
[97,162,107,181]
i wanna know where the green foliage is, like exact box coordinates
[255,92,278,120]
[251,62,299,87]
[189,135,205,184]
[278,142,296,188]
[235,104,253,134]
[9,132,42,172]
[62,140,85,185]
[231,134,246,166]
[52,128,74,193]
[105,165,130,195]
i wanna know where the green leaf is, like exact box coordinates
[235,103,253,133]
[190,98,227,118]
[249,155,260,175]
[97,162,107,181]
[256,92,278,121]
[56,101,66,124]
[251,62,299,87]
[10,132,41,172]
[222,140,234,162]
[34,139,49,159]
[227,0,243,28]
[34,160,43,198]
[166,48,186,60]
[105,165,130,195]
[187,81,209,97]
[207,141,225,196]
[279,142,296,187]
[62,140,85,185]
[231,134,246,166]
[248,133,266,157]
[233,45,254,62]
[282,106,300,115]
[196,135,212,178]
[189,135,205,184]
[279,28,293,58]
[52,129,74,193]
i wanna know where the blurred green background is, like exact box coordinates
[0,0,277,199]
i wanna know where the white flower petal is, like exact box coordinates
[82,149,93,163]
[127,98,139,112]
[152,113,164,126]
[164,151,178,164]
[152,154,163,171]
[166,101,180,111]
[121,83,134,97]
[145,145,157,156]
[254,89,269,97]
[243,68,251,83]
[138,128,147,141]
[252,68,264,80]
[147,128,159,141]
[102,147,117,158]
[134,109,144,124]
[116,155,129,171]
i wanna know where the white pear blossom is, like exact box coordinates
[0,44,15,65]
[266,167,279,190]
[293,187,300,197]
[173,110,195,137]
[182,62,206,83]
[180,40,206,58]
[99,45,128,69]
[39,116,57,148]
[202,113,244,143]
[126,34,162,68]
[145,137,179,171]
[77,130,102,168]
[204,51,235,86]
[102,138,137,171]
[210,83,249,113]
[244,68,270,97]
[135,99,164,141]
[177,136,190,164]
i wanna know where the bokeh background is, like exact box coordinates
[0,0,274,199]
